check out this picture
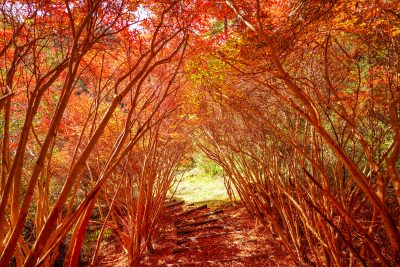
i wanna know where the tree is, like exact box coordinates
[188,0,400,265]
[0,0,196,265]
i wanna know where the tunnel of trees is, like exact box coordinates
[0,0,400,266]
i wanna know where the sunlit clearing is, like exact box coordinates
[171,154,230,203]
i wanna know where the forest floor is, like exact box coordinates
[93,163,295,266]
[94,201,295,266]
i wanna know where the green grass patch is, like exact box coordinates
[171,154,229,203]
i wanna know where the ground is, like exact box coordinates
[171,159,230,203]
[94,202,295,266]
[93,164,295,266]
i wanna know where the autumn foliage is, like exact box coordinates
[1,0,400,266]
[194,0,400,266]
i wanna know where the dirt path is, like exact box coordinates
[94,200,295,266]
[142,201,293,266]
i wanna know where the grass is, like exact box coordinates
[170,154,230,203]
